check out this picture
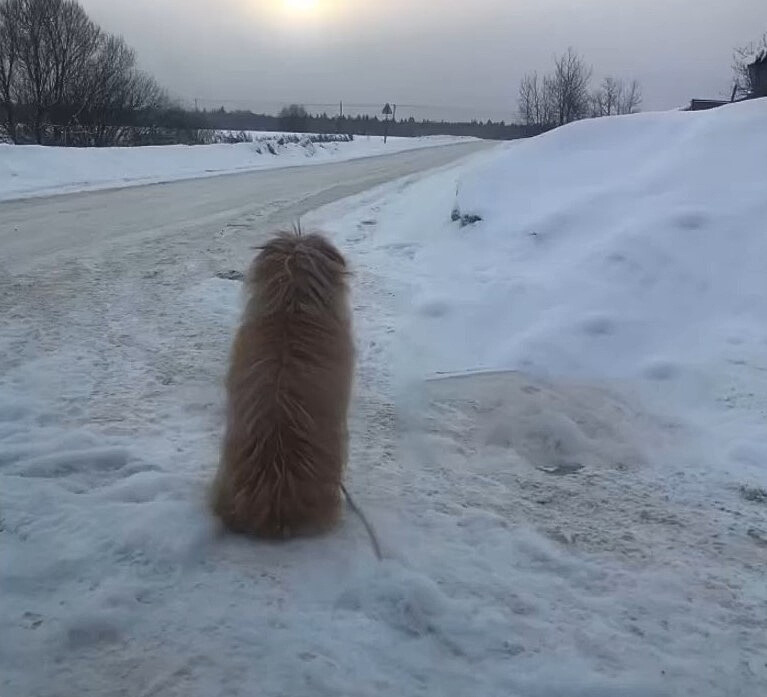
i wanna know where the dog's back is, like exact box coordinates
[211,231,354,538]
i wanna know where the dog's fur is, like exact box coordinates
[211,230,354,538]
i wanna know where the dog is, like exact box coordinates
[211,229,354,538]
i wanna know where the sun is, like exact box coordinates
[282,0,320,15]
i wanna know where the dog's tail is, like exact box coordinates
[341,483,383,561]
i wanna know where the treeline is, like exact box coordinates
[519,48,642,127]
[186,105,545,141]
[0,0,182,145]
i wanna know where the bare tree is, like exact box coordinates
[519,50,642,132]
[0,0,22,142]
[618,79,642,114]
[592,77,642,117]
[518,73,535,125]
[548,48,593,126]
[15,0,63,141]
[10,0,100,142]
[591,76,622,117]
[72,34,163,144]
[76,33,170,144]
[518,71,555,127]
[518,49,593,128]
[0,0,170,145]
[49,0,100,105]
[732,33,767,98]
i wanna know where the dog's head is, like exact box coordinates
[249,230,350,316]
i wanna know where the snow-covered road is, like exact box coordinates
[0,141,488,269]
[0,135,480,202]
[1,142,501,697]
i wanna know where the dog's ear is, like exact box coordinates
[302,233,348,271]
[321,243,347,270]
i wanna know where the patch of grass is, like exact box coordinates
[450,207,483,227]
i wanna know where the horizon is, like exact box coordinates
[78,0,767,123]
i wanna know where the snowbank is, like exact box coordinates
[307,97,767,693]
[340,99,767,484]
[0,133,475,201]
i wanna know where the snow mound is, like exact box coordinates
[307,98,767,694]
[440,99,767,384]
[382,99,767,487]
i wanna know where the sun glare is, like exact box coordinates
[282,0,320,16]
[257,0,335,33]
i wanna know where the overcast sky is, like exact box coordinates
[79,0,767,121]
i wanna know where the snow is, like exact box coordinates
[0,133,475,202]
[2,98,767,696]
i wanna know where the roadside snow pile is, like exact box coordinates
[308,97,767,694]
[385,98,767,484]
[213,130,356,144]
[424,98,767,382]
[0,133,475,201]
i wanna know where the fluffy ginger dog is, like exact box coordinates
[211,230,354,538]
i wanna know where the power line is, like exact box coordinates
[190,99,489,111]
[188,103,511,126]
[183,96,510,119]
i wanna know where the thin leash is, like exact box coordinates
[341,483,383,561]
